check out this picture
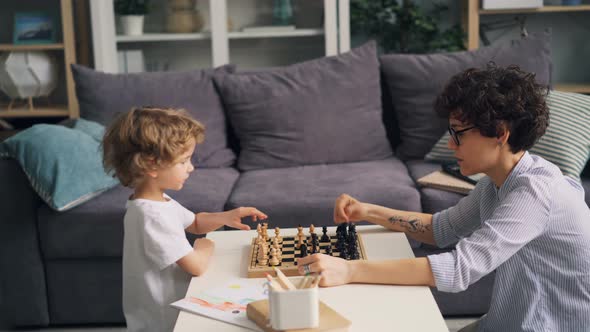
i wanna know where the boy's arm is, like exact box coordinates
[185,208,268,235]
[176,238,215,276]
[185,214,203,234]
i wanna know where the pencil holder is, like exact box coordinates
[268,277,319,330]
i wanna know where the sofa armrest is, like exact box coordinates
[0,158,49,327]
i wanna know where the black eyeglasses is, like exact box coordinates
[448,126,477,146]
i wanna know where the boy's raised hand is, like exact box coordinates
[224,207,268,230]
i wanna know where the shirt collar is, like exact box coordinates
[497,151,533,200]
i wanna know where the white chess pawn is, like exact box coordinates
[274,227,282,243]
[272,237,281,249]
[274,243,282,261]
[269,247,279,266]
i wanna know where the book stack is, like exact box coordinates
[417,170,476,195]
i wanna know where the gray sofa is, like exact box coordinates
[2,39,589,328]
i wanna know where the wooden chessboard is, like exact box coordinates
[247,233,367,278]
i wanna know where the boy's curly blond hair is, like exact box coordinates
[102,107,205,188]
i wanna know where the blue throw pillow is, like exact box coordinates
[0,120,119,211]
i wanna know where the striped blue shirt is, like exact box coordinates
[428,152,590,331]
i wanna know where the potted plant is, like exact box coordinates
[351,0,464,54]
[115,0,150,36]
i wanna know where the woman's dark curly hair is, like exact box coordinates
[434,63,549,153]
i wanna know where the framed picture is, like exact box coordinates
[13,13,56,44]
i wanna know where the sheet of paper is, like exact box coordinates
[171,278,267,331]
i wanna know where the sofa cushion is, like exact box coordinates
[225,158,421,229]
[213,41,393,171]
[380,31,552,161]
[0,121,119,211]
[71,64,236,168]
[405,160,464,214]
[426,90,590,180]
[38,168,240,259]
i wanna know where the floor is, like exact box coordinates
[0,317,479,332]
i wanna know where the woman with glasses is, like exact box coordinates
[297,64,590,331]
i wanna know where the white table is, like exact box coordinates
[174,225,448,331]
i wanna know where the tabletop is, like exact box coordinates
[173,225,448,331]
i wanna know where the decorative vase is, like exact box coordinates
[168,0,195,10]
[0,51,58,99]
[119,15,145,36]
[273,0,293,26]
[166,9,203,33]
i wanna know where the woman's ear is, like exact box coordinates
[496,123,510,147]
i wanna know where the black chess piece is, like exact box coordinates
[325,244,333,256]
[299,243,308,258]
[321,226,330,242]
[339,245,349,260]
[337,224,346,243]
[348,238,359,260]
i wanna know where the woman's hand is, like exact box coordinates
[223,207,268,230]
[333,194,368,224]
[297,254,354,287]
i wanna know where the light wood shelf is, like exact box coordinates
[463,0,590,94]
[0,106,70,118]
[554,83,590,94]
[228,29,324,39]
[480,5,590,15]
[0,0,78,119]
[116,32,210,43]
[0,43,65,51]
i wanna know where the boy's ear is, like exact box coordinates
[145,157,158,178]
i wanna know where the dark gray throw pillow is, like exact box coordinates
[213,41,392,171]
[71,64,236,168]
[380,31,552,161]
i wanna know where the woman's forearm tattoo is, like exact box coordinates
[388,215,431,233]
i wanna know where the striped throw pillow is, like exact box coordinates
[425,90,590,179]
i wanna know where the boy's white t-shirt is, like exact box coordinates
[122,194,195,332]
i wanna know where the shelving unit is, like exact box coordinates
[0,0,78,119]
[463,0,590,94]
[91,0,350,73]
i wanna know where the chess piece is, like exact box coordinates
[312,239,318,254]
[262,223,269,241]
[325,244,333,256]
[272,241,282,260]
[258,241,268,265]
[309,224,315,235]
[274,227,282,243]
[298,233,305,247]
[321,226,330,242]
[257,223,262,237]
[269,247,280,266]
[297,224,303,236]
[272,236,281,249]
[299,243,308,258]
